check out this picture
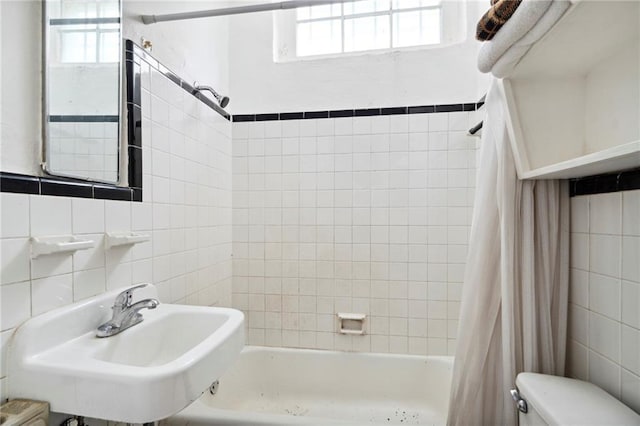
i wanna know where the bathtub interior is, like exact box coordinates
[171,346,454,425]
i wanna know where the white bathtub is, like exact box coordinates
[164,346,453,425]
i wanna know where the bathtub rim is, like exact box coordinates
[166,345,454,426]
[238,345,455,364]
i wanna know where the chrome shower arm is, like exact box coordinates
[193,84,217,96]
[192,83,230,109]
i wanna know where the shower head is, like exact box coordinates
[219,95,230,109]
[192,83,230,109]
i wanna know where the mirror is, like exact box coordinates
[43,0,122,183]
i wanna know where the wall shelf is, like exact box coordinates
[31,235,95,258]
[520,141,640,180]
[104,232,150,249]
[501,0,640,180]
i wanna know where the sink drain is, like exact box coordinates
[209,380,219,396]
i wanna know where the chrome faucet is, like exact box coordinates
[96,284,159,338]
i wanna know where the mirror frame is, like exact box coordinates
[41,0,124,184]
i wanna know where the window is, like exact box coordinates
[49,0,120,64]
[295,0,442,57]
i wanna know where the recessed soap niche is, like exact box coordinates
[337,313,366,335]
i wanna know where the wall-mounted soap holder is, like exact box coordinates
[104,232,151,249]
[31,235,95,258]
[337,313,366,335]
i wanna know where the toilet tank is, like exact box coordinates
[514,373,640,426]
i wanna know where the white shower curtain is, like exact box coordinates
[447,81,570,426]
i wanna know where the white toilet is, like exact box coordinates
[512,373,640,425]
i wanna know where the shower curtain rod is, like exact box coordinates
[141,0,347,24]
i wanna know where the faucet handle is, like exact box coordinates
[113,284,150,310]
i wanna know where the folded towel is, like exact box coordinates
[491,0,571,78]
[476,0,523,41]
[477,0,553,73]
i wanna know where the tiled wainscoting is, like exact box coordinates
[231,111,480,355]
[48,120,119,183]
[567,189,640,412]
[0,56,233,399]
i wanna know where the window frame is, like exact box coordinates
[50,0,121,64]
[273,1,467,63]
[295,1,444,56]
[56,26,120,64]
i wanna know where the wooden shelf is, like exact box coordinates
[501,0,640,180]
[521,140,640,180]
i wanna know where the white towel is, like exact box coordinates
[491,0,571,78]
[477,0,553,73]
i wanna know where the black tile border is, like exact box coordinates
[132,187,143,202]
[0,173,40,195]
[40,178,93,198]
[256,113,279,122]
[305,111,329,119]
[329,109,354,118]
[126,104,142,148]
[381,107,407,115]
[571,168,640,197]
[434,104,461,113]
[127,146,142,188]
[408,105,434,114]
[355,108,381,117]
[232,102,483,122]
[94,185,133,201]
[280,112,304,120]
[0,172,137,200]
[233,114,255,122]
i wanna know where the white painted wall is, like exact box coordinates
[228,1,490,113]
[123,1,231,95]
[0,1,42,175]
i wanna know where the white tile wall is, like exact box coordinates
[48,122,119,183]
[232,111,480,355]
[0,66,233,401]
[567,190,640,414]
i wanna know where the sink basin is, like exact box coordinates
[92,310,233,367]
[8,285,244,423]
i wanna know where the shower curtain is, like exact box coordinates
[447,81,569,426]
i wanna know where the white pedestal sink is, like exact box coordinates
[8,284,244,423]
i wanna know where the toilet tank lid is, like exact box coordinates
[516,373,640,426]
